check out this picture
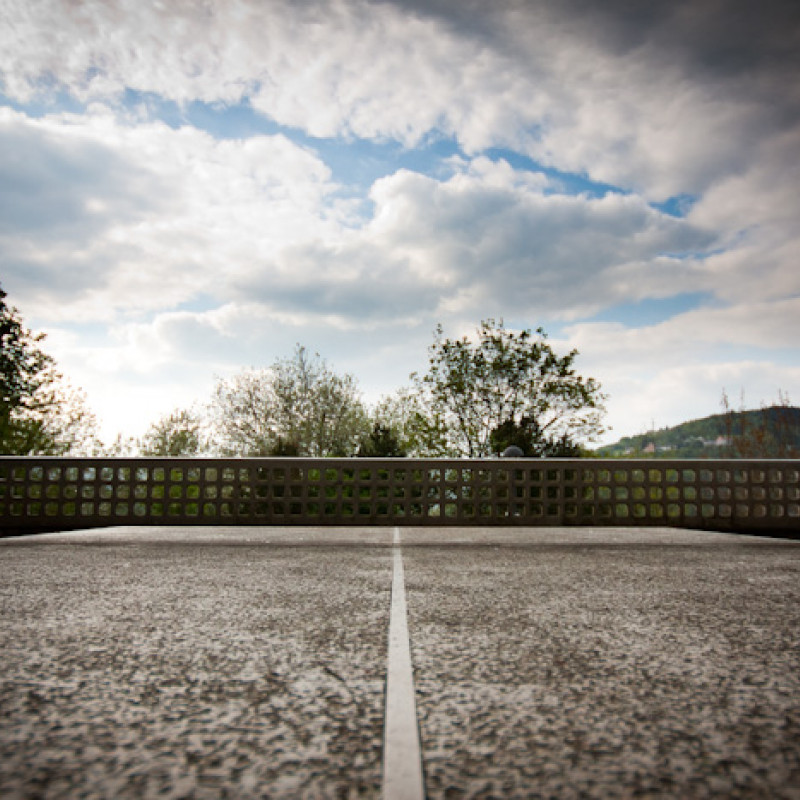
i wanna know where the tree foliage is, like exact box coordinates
[209,346,369,456]
[140,408,205,456]
[488,417,583,457]
[1,300,612,460]
[357,423,407,457]
[371,388,444,457]
[0,286,98,455]
[413,319,605,457]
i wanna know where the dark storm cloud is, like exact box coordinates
[563,0,800,131]
[390,0,800,114]
[394,0,800,76]
[582,0,800,78]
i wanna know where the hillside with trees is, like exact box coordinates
[596,402,800,459]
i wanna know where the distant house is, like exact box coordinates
[702,435,731,448]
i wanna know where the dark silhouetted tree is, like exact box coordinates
[357,423,407,457]
[0,285,97,454]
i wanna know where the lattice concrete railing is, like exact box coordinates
[2,457,799,534]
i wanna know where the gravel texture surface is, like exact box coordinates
[2,526,799,799]
[0,541,391,799]
[1,525,395,547]
[404,539,800,799]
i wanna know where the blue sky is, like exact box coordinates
[1,0,799,444]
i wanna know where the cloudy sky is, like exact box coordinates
[2,0,799,445]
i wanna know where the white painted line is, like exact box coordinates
[383,530,425,800]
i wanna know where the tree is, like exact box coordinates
[1,286,52,452]
[140,408,205,456]
[489,417,584,457]
[412,319,606,457]
[209,368,281,456]
[357,423,407,457]
[40,381,100,455]
[0,286,98,455]
[371,388,444,457]
[209,346,370,456]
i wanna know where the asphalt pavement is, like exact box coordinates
[1,526,799,799]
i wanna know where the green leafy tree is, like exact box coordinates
[371,388,444,457]
[489,416,583,457]
[357,423,407,457]
[489,417,540,456]
[209,368,280,456]
[209,346,370,456]
[140,408,205,456]
[413,319,606,457]
[0,286,98,454]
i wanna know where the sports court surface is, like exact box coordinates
[1,526,799,798]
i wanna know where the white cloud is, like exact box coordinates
[4,101,786,441]
[564,303,800,442]
[360,158,716,319]
[567,294,800,371]
[40,299,435,440]
[3,0,796,199]
[2,0,798,443]
[596,360,800,444]
[173,155,717,328]
[687,127,800,305]
[4,125,706,330]
[0,107,339,320]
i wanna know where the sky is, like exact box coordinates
[2,0,799,446]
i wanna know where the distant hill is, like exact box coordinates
[596,405,800,458]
